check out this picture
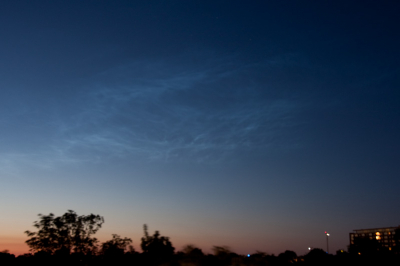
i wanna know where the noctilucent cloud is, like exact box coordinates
[0,1,399,255]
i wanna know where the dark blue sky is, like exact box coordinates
[0,0,399,255]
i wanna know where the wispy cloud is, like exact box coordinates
[51,55,303,164]
[0,54,305,174]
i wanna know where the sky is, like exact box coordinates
[0,0,399,256]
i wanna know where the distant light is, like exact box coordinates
[325,231,326,234]
[327,233,330,236]
[247,254,250,257]
[308,247,311,250]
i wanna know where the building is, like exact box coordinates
[349,226,400,252]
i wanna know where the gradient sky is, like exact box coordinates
[0,0,399,256]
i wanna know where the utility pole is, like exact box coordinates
[325,231,330,253]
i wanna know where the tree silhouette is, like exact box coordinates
[212,245,231,256]
[101,234,132,257]
[278,250,297,264]
[25,210,104,254]
[182,244,204,257]
[304,248,331,265]
[140,224,174,261]
[212,246,239,265]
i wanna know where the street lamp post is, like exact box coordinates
[325,231,330,254]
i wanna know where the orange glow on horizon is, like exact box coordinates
[0,239,30,256]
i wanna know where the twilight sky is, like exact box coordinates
[0,0,399,256]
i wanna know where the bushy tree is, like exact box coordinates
[101,234,132,257]
[140,224,174,258]
[278,250,297,264]
[304,248,330,265]
[212,246,238,265]
[25,210,104,254]
[212,245,231,257]
[182,244,204,257]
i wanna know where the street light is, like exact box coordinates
[325,231,330,254]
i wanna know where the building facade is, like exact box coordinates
[349,226,399,252]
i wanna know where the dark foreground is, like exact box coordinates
[2,249,400,266]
